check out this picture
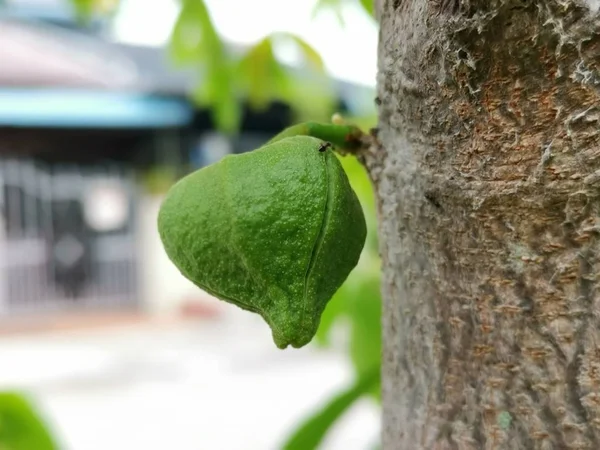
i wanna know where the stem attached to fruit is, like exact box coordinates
[266,122,367,154]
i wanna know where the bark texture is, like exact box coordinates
[368,1,600,448]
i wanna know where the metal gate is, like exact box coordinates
[0,159,139,316]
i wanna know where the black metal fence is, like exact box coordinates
[0,159,139,316]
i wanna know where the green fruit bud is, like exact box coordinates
[158,136,367,349]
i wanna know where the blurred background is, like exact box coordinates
[0,0,380,449]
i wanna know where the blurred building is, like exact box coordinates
[0,0,375,322]
[0,0,191,318]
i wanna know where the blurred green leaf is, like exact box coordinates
[238,33,335,122]
[338,153,375,212]
[168,1,342,133]
[238,37,289,110]
[316,263,381,401]
[273,33,326,74]
[359,0,374,17]
[169,1,205,64]
[286,81,336,124]
[315,279,349,346]
[282,367,380,450]
[194,60,241,132]
[71,0,118,22]
[338,153,378,253]
[0,392,58,450]
[170,0,241,132]
[72,0,94,16]
[348,273,381,399]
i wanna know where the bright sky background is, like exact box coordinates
[110,0,378,88]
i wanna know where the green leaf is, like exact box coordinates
[338,154,375,211]
[72,0,94,15]
[282,367,380,450]
[359,0,374,17]
[170,0,241,132]
[347,273,381,399]
[314,280,350,346]
[193,60,241,132]
[288,83,336,123]
[338,153,379,254]
[272,33,326,74]
[169,0,206,64]
[316,255,381,398]
[170,0,334,133]
[212,87,241,133]
[70,0,118,22]
[0,392,58,450]
[237,33,331,120]
[237,38,283,110]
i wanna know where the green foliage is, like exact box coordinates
[0,392,58,450]
[170,0,239,132]
[169,0,336,133]
[70,0,119,23]
[237,33,335,123]
[282,367,380,450]
[237,37,287,110]
[71,0,95,16]
[238,33,325,110]
[158,133,367,349]
[359,0,374,17]
[347,274,381,382]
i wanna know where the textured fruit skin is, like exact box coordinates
[158,136,367,349]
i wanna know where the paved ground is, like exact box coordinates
[0,309,380,450]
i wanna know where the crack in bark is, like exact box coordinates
[471,380,486,449]
[523,377,568,448]
[504,344,535,448]
[564,249,599,447]
[513,276,569,367]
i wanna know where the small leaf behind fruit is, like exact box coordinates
[282,367,380,450]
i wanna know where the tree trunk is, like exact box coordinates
[369,1,600,448]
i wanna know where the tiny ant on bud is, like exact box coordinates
[319,142,333,152]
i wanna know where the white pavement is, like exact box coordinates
[0,309,380,450]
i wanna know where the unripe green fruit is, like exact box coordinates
[158,136,367,349]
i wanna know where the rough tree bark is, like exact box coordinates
[367,0,600,448]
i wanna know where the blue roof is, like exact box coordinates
[0,3,107,30]
[0,88,193,128]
